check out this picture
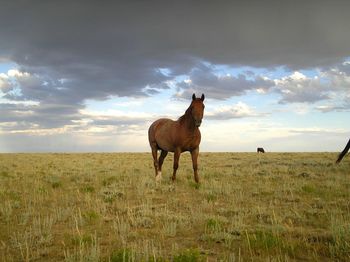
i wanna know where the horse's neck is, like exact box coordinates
[179,110,196,131]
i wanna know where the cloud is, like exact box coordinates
[1,1,349,102]
[206,102,263,120]
[272,63,350,105]
[287,127,348,136]
[0,102,83,130]
[0,72,14,93]
[1,1,350,151]
[273,72,330,103]
[175,63,274,100]
[0,103,154,136]
[315,95,350,113]
[80,109,153,127]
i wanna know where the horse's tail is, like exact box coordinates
[336,138,350,163]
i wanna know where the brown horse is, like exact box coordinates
[336,138,350,163]
[148,93,205,183]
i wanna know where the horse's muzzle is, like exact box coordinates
[195,120,202,127]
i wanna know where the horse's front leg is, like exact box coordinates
[172,148,181,181]
[191,148,200,183]
[157,150,168,180]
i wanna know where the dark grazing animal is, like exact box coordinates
[148,93,205,183]
[257,147,265,153]
[336,139,350,163]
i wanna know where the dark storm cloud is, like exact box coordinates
[175,63,274,99]
[1,1,350,84]
[1,0,350,130]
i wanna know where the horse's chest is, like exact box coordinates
[178,132,200,150]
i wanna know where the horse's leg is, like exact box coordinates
[191,148,200,183]
[172,149,181,181]
[158,150,168,179]
[151,143,159,179]
[336,138,350,163]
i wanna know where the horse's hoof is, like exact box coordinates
[155,171,162,181]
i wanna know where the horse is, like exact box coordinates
[257,147,265,153]
[148,93,205,183]
[336,138,350,163]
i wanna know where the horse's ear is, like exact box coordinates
[192,93,196,100]
[201,94,205,101]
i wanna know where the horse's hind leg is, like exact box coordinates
[172,149,181,181]
[158,150,168,179]
[150,143,159,179]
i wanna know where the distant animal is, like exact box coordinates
[336,139,350,163]
[148,93,205,183]
[257,147,265,153]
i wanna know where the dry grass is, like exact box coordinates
[0,152,349,261]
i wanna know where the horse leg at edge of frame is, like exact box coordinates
[191,148,200,183]
[151,144,159,179]
[172,149,181,181]
[336,139,350,164]
[157,150,168,180]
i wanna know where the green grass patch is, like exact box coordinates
[173,248,203,262]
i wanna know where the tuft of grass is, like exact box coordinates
[46,176,62,189]
[102,176,119,186]
[110,248,134,262]
[329,214,350,258]
[173,248,203,262]
[81,185,95,193]
[248,230,282,251]
[0,170,12,178]
[83,210,99,224]
[188,181,200,189]
[205,218,222,233]
[301,184,317,194]
[64,233,100,262]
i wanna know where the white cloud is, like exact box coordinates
[274,71,330,103]
[206,102,262,120]
[0,72,12,92]
[7,69,30,78]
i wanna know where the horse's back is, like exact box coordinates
[148,118,177,151]
[148,118,173,141]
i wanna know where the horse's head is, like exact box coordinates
[191,93,205,127]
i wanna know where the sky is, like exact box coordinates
[0,0,350,152]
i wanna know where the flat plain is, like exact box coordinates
[0,152,349,261]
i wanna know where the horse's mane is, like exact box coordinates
[178,104,192,123]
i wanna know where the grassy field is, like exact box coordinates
[0,152,349,261]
